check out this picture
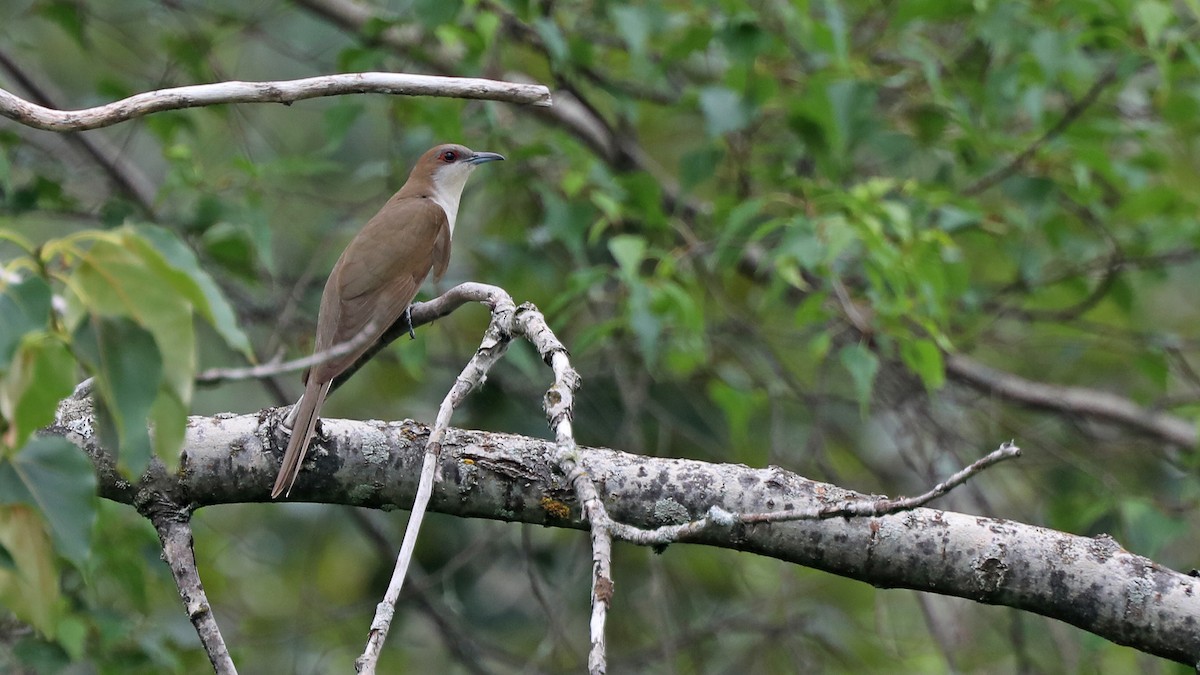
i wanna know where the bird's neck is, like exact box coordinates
[429,185,463,237]
[396,165,475,237]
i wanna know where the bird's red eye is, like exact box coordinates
[441,150,457,162]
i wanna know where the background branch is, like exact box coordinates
[946,354,1198,448]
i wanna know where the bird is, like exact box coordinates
[271,143,504,498]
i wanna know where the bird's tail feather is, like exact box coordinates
[271,379,331,498]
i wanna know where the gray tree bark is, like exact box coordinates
[50,394,1200,667]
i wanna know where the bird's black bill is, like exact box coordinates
[469,151,505,164]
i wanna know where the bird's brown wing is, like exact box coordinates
[430,214,452,281]
[310,197,450,383]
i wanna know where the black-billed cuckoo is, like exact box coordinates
[271,143,504,498]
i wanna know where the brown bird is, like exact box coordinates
[272,143,504,498]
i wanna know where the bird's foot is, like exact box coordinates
[404,306,416,340]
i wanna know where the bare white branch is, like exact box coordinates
[0,73,552,133]
[356,284,517,674]
[505,301,615,673]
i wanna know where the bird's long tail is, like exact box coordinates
[272,378,332,498]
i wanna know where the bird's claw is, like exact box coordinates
[404,306,416,340]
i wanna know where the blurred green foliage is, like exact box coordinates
[1,0,1199,672]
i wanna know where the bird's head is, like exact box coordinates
[413,143,505,200]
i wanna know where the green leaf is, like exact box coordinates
[71,316,162,476]
[0,335,76,450]
[68,235,194,468]
[719,14,770,62]
[201,222,256,279]
[131,224,253,357]
[698,87,752,137]
[1135,351,1169,392]
[611,6,653,57]
[35,0,88,48]
[715,199,765,268]
[0,437,96,568]
[70,234,199,445]
[679,145,724,190]
[899,338,946,391]
[322,101,364,152]
[708,379,768,463]
[617,172,666,230]
[0,276,52,371]
[413,0,462,27]
[608,235,647,279]
[1108,274,1134,315]
[0,505,63,637]
[533,18,568,65]
[839,342,879,412]
[627,285,661,368]
[1135,1,1173,48]
[826,79,877,157]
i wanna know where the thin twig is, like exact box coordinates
[738,441,1020,523]
[553,442,1019,551]
[356,284,517,674]
[963,64,1120,196]
[195,320,379,385]
[0,72,551,132]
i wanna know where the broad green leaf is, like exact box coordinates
[698,87,751,137]
[611,6,652,56]
[0,437,96,568]
[627,285,661,367]
[608,235,647,279]
[679,145,724,190]
[826,80,877,157]
[413,0,462,27]
[322,101,365,152]
[201,222,256,278]
[55,615,88,662]
[899,338,946,392]
[708,379,768,463]
[34,0,88,48]
[839,342,879,412]
[718,14,770,62]
[714,199,765,268]
[1135,1,1173,48]
[70,235,196,414]
[131,224,253,357]
[71,316,162,476]
[1120,498,1188,557]
[1108,275,1134,316]
[533,18,568,64]
[1133,351,1169,395]
[0,275,52,371]
[0,335,75,451]
[0,505,62,637]
[617,172,666,230]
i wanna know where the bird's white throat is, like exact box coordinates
[431,163,477,236]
